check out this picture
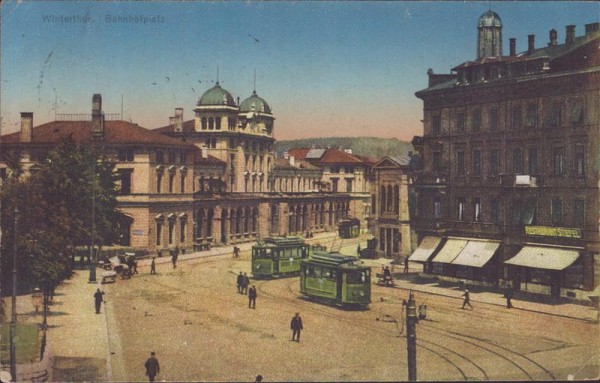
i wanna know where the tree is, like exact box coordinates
[0,137,125,293]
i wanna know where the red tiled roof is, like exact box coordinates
[1,120,197,149]
[287,148,310,160]
[287,147,369,165]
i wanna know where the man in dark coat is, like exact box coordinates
[237,272,244,294]
[248,284,257,309]
[144,351,160,382]
[94,288,104,314]
[290,312,303,342]
[461,289,473,310]
[504,282,514,309]
[241,273,250,294]
[150,257,156,275]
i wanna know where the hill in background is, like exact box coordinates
[274,137,414,160]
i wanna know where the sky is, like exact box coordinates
[1,1,598,141]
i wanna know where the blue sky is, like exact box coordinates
[1,1,598,141]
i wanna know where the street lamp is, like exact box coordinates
[89,152,97,283]
[403,290,417,382]
[10,207,18,381]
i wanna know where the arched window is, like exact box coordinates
[394,185,400,213]
[381,187,387,213]
[387,185,393,212]
[201,118,207,130]
[208,117,214,130]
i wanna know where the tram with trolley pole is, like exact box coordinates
[300,251,371,309]
[252,237,326,279]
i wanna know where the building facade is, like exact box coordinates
[411,12,600,300]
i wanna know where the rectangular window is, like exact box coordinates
[156,172,163,193]
[169,172,175,193]
[180,172,186,193]
[371,195,376,214]
[433,152,442,171]
[513,148,523,174]
[228,117,236,130]
[512,105,522,130]
[215,117,221,130]
[456,151,465,175]
[553,147,565,175]
[490,149,499,175]
[156,221,162,246]
[473,197,481,222]
[491,199,502,224]
[118,149,134,162]
[473,149,482,176]
[546,102,562,128]
[432,114,441,134]
[575,144,585,176]
[456,112,465,133]
[551,198,563,226]
[346,179,353,192]
[433,197,441,218]
[331,178,338,192]
[489,107,498,131]
[574,199,585,227]
[168,220,175,245]
[528,147,538,174]
[570,100,584,125]
[457,197,466,221]
[118,169,133,195]
[525,102,537,127]
[180,219,186,243]
[472,108,481,132]
[379,228,385,251]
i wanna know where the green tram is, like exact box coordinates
[338,218,360,238]
[252,237,312,279]
[300,252,371,309]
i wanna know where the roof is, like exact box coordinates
[197,82,236,107]
[505,245,580,270]
[1,120,196,149]
[239,91,272,114]
[288,147,369,165]
[154,119,196,134]
[478,10,502,28]
[195,154,226,166]
[273,158,319,171]
[373,154,411,168]
[432,238,468,264]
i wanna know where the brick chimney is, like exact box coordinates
[509,38,516,56]
[548,29,557,46]
[174,108,183,132]
[91,94,104,140]
[528,35,535,54]
[585,22,599,35]
[565,25,575,44]
[20,112,33,143]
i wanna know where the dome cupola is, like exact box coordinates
[478,11,502,28]
[240,91,272,114]
[477,10,503,58]
[197,82,236,107]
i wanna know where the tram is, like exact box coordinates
[338,218,360,238]
[300,252,371,308]
[252,237,312,279]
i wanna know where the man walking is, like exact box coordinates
[248,284,257,309]
[403,257,409,274]
[237,272,244,294]
[144,351,160,382]
[150,257,156,275]
[241,272,250,295]
[94,288,105,314]
[171,247,178,268]
[461,288,473,310]
[290,312,303,342]
[504,282,514,309]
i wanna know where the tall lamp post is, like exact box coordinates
[88,150,97,283]
[10,207,18,381]
[405,291,417,381]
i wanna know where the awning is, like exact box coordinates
[409,236,442,262]
[451,240,500,268]
[505,245,580,270]
[431,238,468,264]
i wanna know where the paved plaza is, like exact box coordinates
[24,236,599,381]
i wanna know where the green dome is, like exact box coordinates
[197,82,236,107]
[239,91,272,114]
[478,11,502,28]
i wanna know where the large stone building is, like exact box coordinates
[410,11,600,300]
[0,86,357,254]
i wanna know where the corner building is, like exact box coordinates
[411,11,600,300]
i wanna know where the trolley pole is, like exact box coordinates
[406,291,417,381]
[10,207,19,382]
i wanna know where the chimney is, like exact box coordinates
[174,108,183,132]
[283,151,289,160]
[20,112,33,143]
[585,22,599,35]
[201,145,208,159]
[509,38,516,56]
[548,29,557,46]
[289,155,295,167]
[91,94,104,139]
[565,25,575,44]
[528,34,535,54]
[344,148,352,154]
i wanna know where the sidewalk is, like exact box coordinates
[364,259,599,323]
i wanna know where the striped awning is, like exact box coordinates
[505,245,580,270]
[409,236,442,262]
[431,238,468,264]
[451,240,500,268]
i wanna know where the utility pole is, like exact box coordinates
[406,291,417,381]
[10,207,18,381]
[89,150,97,283]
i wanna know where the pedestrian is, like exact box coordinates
[461,288,473,310]
[504,282,514,309]
[290,312,303,342]
[241,272,250,294]
[403,257,409,274]
[357,244,361,256]
[383,266,392,286]
[144,351,160,382]
[233,246,240,258]
[150,257,156,275]
[94,288,105,314]
[171,249,178,269]
[248,284,257,309]
[237,272,244,294]
[255,375,263,382]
